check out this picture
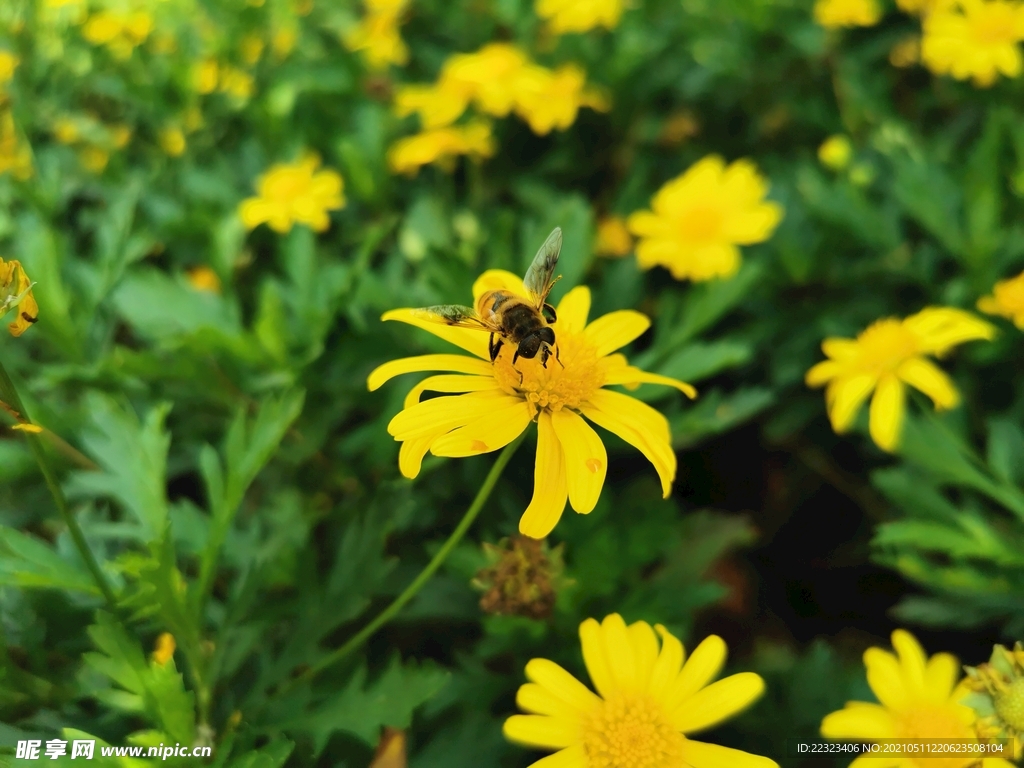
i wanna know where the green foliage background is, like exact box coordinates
[2,0,1024,766]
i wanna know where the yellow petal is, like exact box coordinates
[890,629,927,697]
[473,268,526,303]
[524,746,587,768]
[398,434,436,479]
[896,358,959,411]
[601,614,638,693]
[648,625,685,701]
[805,360,842,387]
[680,740,780,768]
[502,715,577,749]
[579,617,617,699]
[868,375,905,452]
[580,389,675,497]
[550,409,607,515]
[555,286,591,334]
[382,308,490,359]
[923,652,960,702]
[628,621,660,692]
[826,373,877,433]
[520,412,569,539]
[368,354,493,391]
[429,398,532,457]
[981,759,1017,768]
[904,307,995,355]
[671,672,765,733]
[822,338,859,361]
[516,683,583,719]
[583,310,651,358]
[848,755,901,768]
[404,374,500,408]
[664,635,727,712]
[387,390,511,440]
[602,367,698,399]
[864,648,910,711]
[524,658,601,713]
[820,702,896,740]
[11,423,43,433]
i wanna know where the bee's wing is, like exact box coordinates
[523,227,562,308]
[409,304,500,333]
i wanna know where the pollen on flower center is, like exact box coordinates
[678,205,723,243]
[580,692,685,768]
[895,708,976,768]
[995,679,1024,731]
[491,327,605,418]
[854,319,920,374]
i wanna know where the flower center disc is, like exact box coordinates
[580,693,685,768]
[491,327,604,418]
[678,205,724,244]
[854,319,919,375]
[895,707,977,768]
[995,679,1024,732]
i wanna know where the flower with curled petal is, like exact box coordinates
[368,270,696,539]
[504,613,777,768]
[921,0,1024,87]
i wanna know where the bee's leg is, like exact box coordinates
[553,344,564,369]
[489,333,504,362]
[511,348,524,385]
[540,346,550,369]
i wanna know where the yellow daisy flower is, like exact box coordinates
[512,64,610,136]
[921,0,1024,87]
[368,270,696,539]
[158,126,186,157]
[626,155,784,282]
[535,0,626,34]
[595,216,634,258]
[238,154,346,234]
[387,123,495,176]
[813,0,884,28]
[504,613,777,768]
[821,629,1015,768]
[394,82,474,130]
[818,135,853,171]
[343,0,409,69]
[805,307,995,452]
[978,269,1024,329]
[0,257,38,337]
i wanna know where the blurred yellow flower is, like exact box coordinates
[512,64,610,135]
[820,630,1012,768]
[898,0,956,14]
[0,112,32,180]
[504,614,775,768]
[158,127,186,157]
[272,28,298,59]
[239,154,346,234]
[53,117,80,145]
[805,307,995,451]
[535,0,626,34]
[79,146,109,173]
[890,36,923,66]
[818,135,853,171]
[151,633,176,666]
[595,216,633,257]
[813,0,883,27]
[343,0,408,69]
[187,266,221,293]
[394,82,473,130]
[978,270,1024,329]
[0,257,38,337]
[921,0,1024,87]
[82,10,153,59]
[193,59,219,94]
[219,67,255,99]
[369,273,695,538]
[627,155,783,282]
[388,123,495,175]
[0,52,18,84]
[444,43,530,117]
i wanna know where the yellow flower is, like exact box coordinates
[82,10,152,59]
[978,269,1024,329]
[394,82,474,130]
[151,633,176,666]
[240,34,265,65]
[239,154,346,234]
[0,112,32,180]
[443,42,531,118]
[0,257,38,337]
[158,127,186,157]
[890,36,923,66]
[343,0,409,69]
[595,216,634,257]
[813,0,883,27]
[193,59,219,94]
[79,146,109,173]
[821,629,1014,768]
[219,67,255,99]
[898,0,956,14]
[0,52,18,84]
[535,0,626,34]
[627,156,783,282]
[272,28,298,59]
[504,614,776,768]
[805,307,995,452]
[387,123,496,175]
[53,117,80,145]
[186,266,221,294]
[368,271,696,538]
[921,0,1024,87]
[512,64,610,135]
[818,135,853,171]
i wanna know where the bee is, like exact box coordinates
[412,227,564,377]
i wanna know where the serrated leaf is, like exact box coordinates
[0,526,100,595]
[228,740,295,768]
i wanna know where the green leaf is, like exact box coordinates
[987,418,1024,488]
[227,740,295,768]
[516,191,593,306]
[670,387,775,448]
[655,340,752,386]
[66,394,171,542]
[890,155,967,258]
[0,526,100,594]
[284,657,449,754]
[871,467,960,521]
[659,260,765,350]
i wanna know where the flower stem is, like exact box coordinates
[0,356,119,610]
[297,433,525,685]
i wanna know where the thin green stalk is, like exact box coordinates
[0,356,119,610]
[296,433,525,686]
